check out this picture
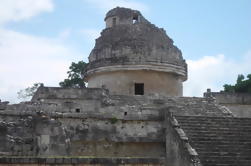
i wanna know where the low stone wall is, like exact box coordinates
[209,92,251,104]
[32,87,107,101]
[0,157,165,166]
[28,87,232,117]
[0,110,165,157]
[221,104,251,118]
[204,91,251,117]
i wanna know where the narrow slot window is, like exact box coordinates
[112,17,116,26]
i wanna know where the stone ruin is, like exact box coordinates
[0,7,251,166]
[84,7,187,97]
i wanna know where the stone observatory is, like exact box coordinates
[84,7,187,96]
[1,7,251,166]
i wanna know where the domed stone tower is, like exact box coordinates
[83,7,187,96]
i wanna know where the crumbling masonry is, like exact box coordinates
[0,7,251,166]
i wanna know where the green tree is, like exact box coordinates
[17,83,43,100]
[59,61,87,88]
[223,74,251,93]
[237,74,245,83]
[223,84,235,93]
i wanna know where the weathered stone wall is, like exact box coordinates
[84,7,187,97]
[204,91,251,117]
[0,87,232,166]
[105,7,149,28]
[0,106,166,165]
[30,87,232,117]
[87,70,183,96]
[0,113,70,156]
[0,157,165,166]
[32,87,105,101]
[222,104,251,117]
[88,16,185,66]
[0,164,163,166]
[30,87,233,117]
[0,110,165,157]
[209,92,251,104]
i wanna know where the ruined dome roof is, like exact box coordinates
[84,7,187,80]
[105,7,140,21]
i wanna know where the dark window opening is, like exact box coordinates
[75,108,80,113]
[112,17,116,26]
[135,83,144,95]
[132,15,138,24]
[124,112,127,116]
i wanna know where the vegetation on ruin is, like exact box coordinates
[59,61,87,88]
[110,117,118,124]
[17,83,43,100]
[223,74,251,93]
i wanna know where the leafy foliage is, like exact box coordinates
[223,74,251,93]
[59,61,87,88]
[110,117,118,124]
[17,83,43,100]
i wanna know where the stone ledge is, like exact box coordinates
[0,157,165,164]
[84,63,187,81]
[0,110,163,121]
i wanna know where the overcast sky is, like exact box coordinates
[0,0,250,103]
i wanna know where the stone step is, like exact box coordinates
[178,120,251,125]
[177,119,251,124]
[193,143,251,149]
[188,138,251,143]
[182,131,251,137]
[175,117,251,123]
[178,123,251,127]
[176,115,251,120]
[196,150,251,156]
[181,126,251,131]
[200,156,251,161]
[185,130,251,135]
[198,151,251,156]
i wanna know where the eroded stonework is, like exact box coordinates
[0,86,233,166]
[1,7,251,166]
[84,7,187,96]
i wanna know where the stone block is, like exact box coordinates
[40,135,50,145]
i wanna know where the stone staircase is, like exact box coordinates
[175,116,251,166]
